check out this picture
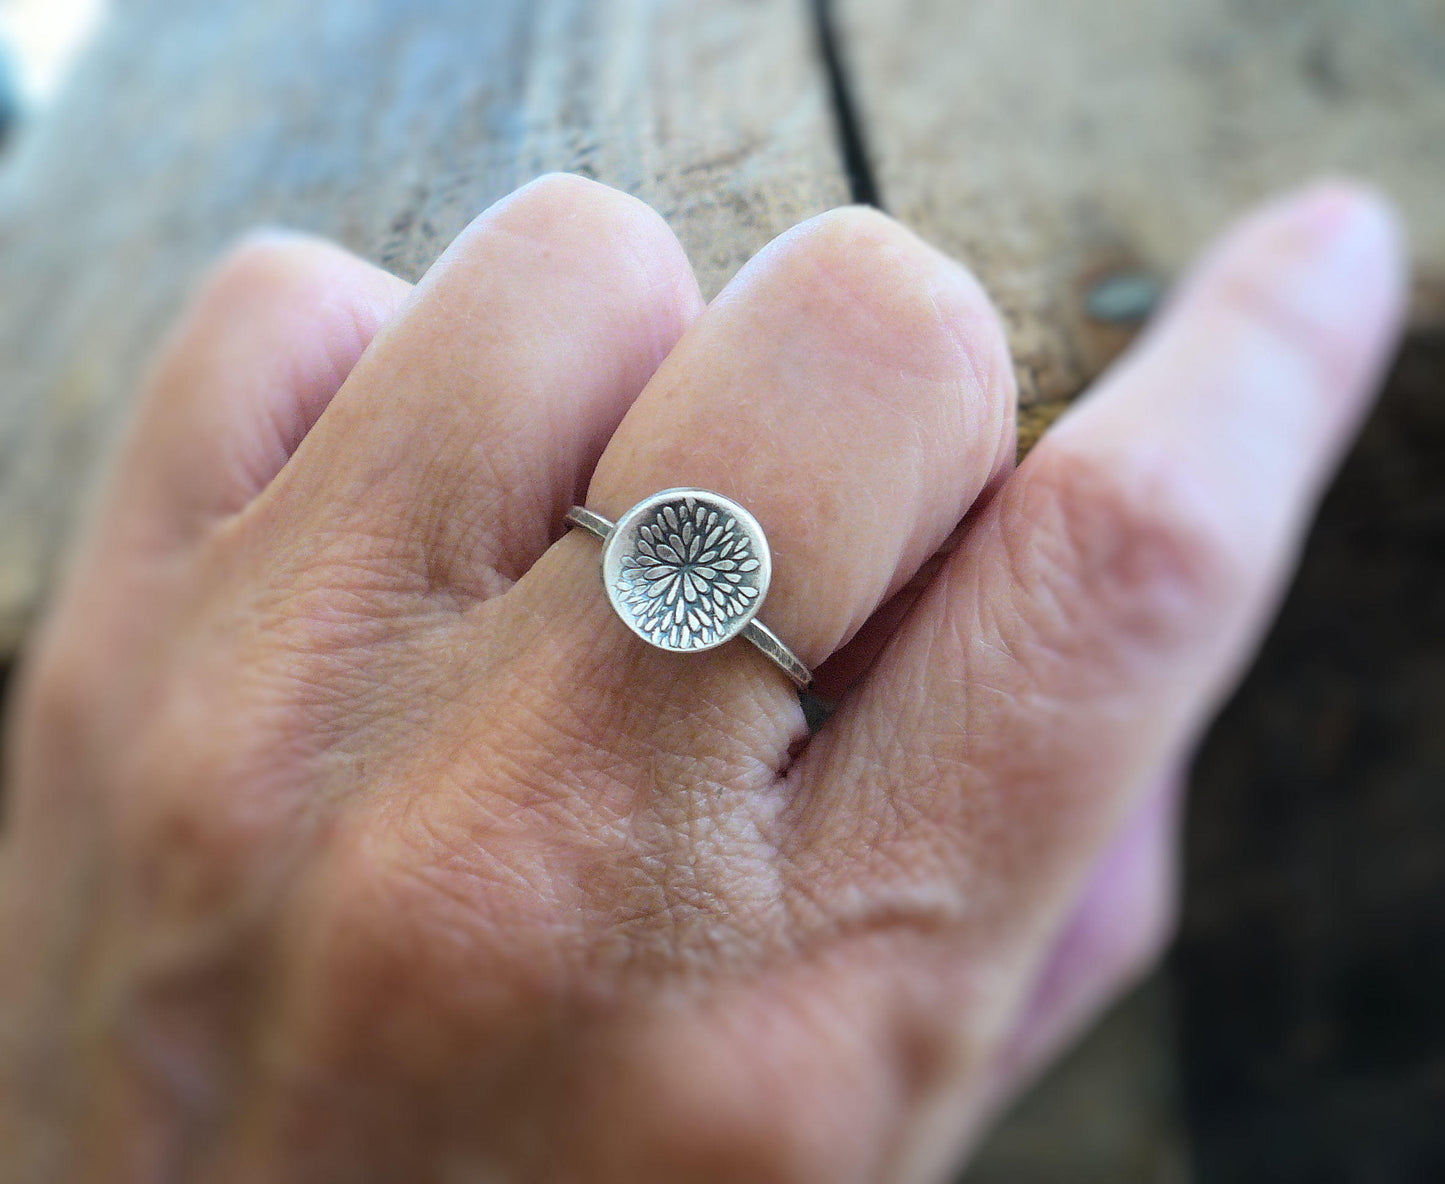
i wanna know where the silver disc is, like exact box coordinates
[601,489,771,653]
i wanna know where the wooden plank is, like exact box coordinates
[0,0,848,654]
[835,4,1445,1175]
[836,0,1445,445]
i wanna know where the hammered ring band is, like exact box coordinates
[565,489,813,690]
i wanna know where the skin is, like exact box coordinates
[0,174,1406,1182]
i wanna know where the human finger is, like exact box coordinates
[107,233,411,551]
[513,205,1015,759]
[792,182,1406,1080]
[261,174,704,595]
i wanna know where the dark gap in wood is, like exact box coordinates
[809,0,883,209]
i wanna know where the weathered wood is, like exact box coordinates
[830,5,1445,1175]
[3,4,1443,1174]
[11,1,1444,651]
[0,0,848,654]
[838,0,1445,444]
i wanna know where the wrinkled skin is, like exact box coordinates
[0,175,1405,1181]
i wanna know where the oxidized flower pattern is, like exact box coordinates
[615,496,762,649]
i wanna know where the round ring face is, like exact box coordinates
[602,489,771,653]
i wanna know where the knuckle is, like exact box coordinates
[203,229,335,311]
[99,630,325,928]
[148,231,344,392]
[508,171,654,238]
[118,734,270,924]
[1008,442,1248,663]
[1208,245,1358,386]
[768,206,1011,397]
[491,172,696,312]
[507,170,636,226]
[288,795,574,1062]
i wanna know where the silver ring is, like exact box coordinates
[565,490,813,691]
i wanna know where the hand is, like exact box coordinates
[0,175,1404,1181]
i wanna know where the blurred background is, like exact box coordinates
[0,1,1441,1180]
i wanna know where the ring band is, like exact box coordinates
[565,490,813,691]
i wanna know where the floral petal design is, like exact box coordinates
[607,492,770,651]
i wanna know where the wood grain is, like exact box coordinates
[0,0,848,654]
[837,0,1445,446]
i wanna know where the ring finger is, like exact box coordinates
[509,206,1016,772]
